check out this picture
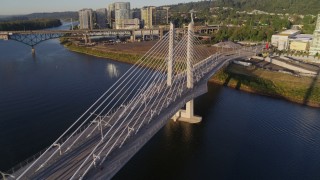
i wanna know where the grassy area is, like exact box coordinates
[62,42,142,64]
[61,40,189,73]
[210,64,320,107]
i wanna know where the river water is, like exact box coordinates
[1,23,320,179]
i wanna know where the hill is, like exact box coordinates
[169,0,319,15]
[0,11,77,22]
[0,19,62,31]
[25,11,78,20]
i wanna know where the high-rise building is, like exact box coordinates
[309,14,320,56]
[79,9,94,30]
[141,6,169,29]
[141,6,156,29]
[96,8,107,29]
[316,14,320,30]
[108,3,115,28]
[155,7,170,25]
[131,8,141,20]
[114,2,131,29]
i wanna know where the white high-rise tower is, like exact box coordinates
[309,14,320,56]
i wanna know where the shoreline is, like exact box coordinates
[62,41,320,108]
[210,64,320,108]
[209,78,320,108]
[63,42,142,64]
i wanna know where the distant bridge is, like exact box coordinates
[0,25,220,54]
[1,23,261,180]
[0,29,155,54]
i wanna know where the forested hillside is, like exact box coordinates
[0,19,62,31]
[168,0,318,43]
[0,12,77,22]
[169,0,319,15]
[25,12,78,20]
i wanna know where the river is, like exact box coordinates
[1,23,320,179]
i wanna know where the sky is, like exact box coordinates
[0,0,193,15]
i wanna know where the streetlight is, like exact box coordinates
[92,154,100,167]
[91,113,108,141]
[0,171,15,180]
[53,143,62,155]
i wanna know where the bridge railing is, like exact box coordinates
[5,146,49,176]
[4,121,94,176]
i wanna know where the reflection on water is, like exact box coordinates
[106,63,120,78]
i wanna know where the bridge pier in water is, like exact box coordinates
[31,46,35,55]
[170,22,202,124]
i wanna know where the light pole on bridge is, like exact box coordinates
[91,113,106,141]
[53,143,62,155]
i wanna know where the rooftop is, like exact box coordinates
[291,34,313,41]
[279,29,300,36]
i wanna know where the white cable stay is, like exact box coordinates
[13,22,262,180]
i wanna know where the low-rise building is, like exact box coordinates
[271,29,301,50]
[116,18,140,29]
[289,34,313,51]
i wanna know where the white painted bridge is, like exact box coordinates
[1,23,262,180]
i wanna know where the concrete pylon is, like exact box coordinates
[160,28,164,40]
[187,22,193,89]
[167,23,174,86]
[173,22,202,124]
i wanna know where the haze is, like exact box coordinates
[0,0,193,15]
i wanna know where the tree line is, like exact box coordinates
[169,3,317,43]
[168,0,319,15]
[0,19,61,31]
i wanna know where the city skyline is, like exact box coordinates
[0,0,192,15]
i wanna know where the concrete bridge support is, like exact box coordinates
[31,46,35,55]
[130,30,136,42]
[172,22,202,124]
[84,34,91,44]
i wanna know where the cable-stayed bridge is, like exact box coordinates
[2,23,262,180]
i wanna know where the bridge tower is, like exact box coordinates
[167,23,174,86]
[172,22,202,123]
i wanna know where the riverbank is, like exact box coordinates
[210,63,320,108]
[62,40,320,108]
[61,40,142,64]
[61,39,217,71]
